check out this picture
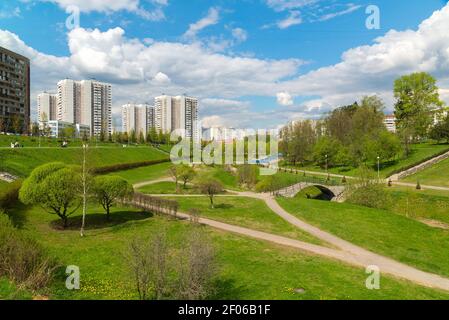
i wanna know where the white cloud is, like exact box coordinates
[0,27,302,126]
[31,0,167,20]
[281,4,449,114]
[152,72,171,84]
[266,0,318,12]
[4,3,449,128]
[0,6,21,19]
[184,7,220,39]
[318,4,362,22]
[276,92,294,106]
[277,11,302,29]
[231,28,248,43]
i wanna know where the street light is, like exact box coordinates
[377,156,380,180]
[325,154,328,174]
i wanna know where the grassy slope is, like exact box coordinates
[8,204,449,300]
[107,162,172,184]
[287,143,449,178]
[1,146,168,177]
[138,181,199,194]
[164,196,323,245]
[277,197,449,278]
[403,157,449,187]
[384,187,449,224]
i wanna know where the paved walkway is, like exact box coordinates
[134,179,449,292]
[394,181,449,192]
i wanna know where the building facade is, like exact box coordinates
[384,115,397,133]
[45,120,90,139]
[154,95,199,141]
[56,79,112,137]
[37,92,57,122]
[122,103,155,137]
[0,46,30,133]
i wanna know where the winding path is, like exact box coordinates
[133,178,449,292]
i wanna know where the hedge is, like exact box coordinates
[91,158,170,175]
[0,180,22,210]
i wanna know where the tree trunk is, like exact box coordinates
[209,195,214,209]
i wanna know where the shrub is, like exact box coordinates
[0,214,56,290]
[347,183,392,210]
[0,180,22,210]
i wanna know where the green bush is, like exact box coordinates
[0,180,22,210]
[0,214,56,291]
[346,183,392,210]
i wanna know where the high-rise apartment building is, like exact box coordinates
[0,46,30,133]
[154,95,199,141]
[122,103,155,137]
[155,95,172,134]
[37,92,57,122]
[56,79,112,137]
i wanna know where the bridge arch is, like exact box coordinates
[276,182,346,201]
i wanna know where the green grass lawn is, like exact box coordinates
[0,146,168,177]
[138,181,200,194]
[163,196,323,245]
[0,278,33,300]
[388,185,449,198]
[403,157,449,187]
[6,203,449,300]
[198,166,241,190]
[107,162,172,184]
[383,187,449,224]
[284,142,449,178]
[277,197,449,278]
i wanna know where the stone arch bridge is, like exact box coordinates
[275,182,347,202]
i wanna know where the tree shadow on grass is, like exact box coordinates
[215,203,234,210]
[50,210,154,231]
[6,202,28,228]
[209,278,249,300]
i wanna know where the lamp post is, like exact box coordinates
[377,156,380,180]
[325,154,328,174]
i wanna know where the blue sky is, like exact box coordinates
[1,0,449,129]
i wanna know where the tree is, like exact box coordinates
[11,114,21,134]
[138,131,145,144]
[168,165,181,188]
[178,165,196,189]
[93,176,134,219]
[313,136,341,168]
[280,120,317,166]
[0,117,5,134]
[176,227,216,300]
[196,179,223,208]
[19,163,81,228]
[63,126,75,140]
[127,231,170,300]
[430,113,449,143]
[394,72,443,154]
[237,164,258,187]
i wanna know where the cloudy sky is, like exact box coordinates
[1,0,449,129]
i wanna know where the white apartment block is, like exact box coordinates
[384,115,397,133]
[155,95,173,134]
[37,92,57,122]
[122,103,155,137]
[155,95,199,141]
[56,79,112,137]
